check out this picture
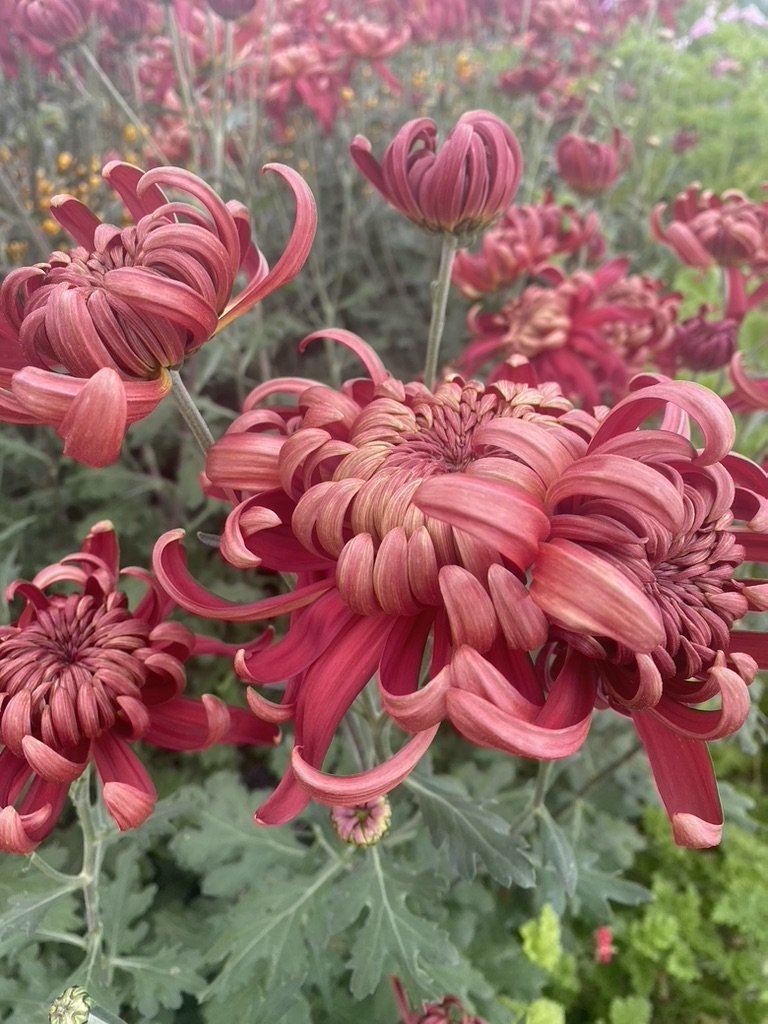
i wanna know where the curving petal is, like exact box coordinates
[290,726,439,805]
[92,733,156,831]
[531,538,664,652]
[217,164,317,331]
[57,368,128,468]
[632,713,722,848]
[152,530,331,621]
[415,475,550,571]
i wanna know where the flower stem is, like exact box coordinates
[508,761,553,836]
[71,768,108,990]
[169,368,216,457]
[423,233,459,390]
[212,18,234,192]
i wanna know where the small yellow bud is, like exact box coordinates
[123,123,139,144]
[57,152,74,173]
[340,85,355,102]
[41,218,59,236]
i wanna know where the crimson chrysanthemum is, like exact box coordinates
[555,129,632,197]
[459,260,678,407]
[153,333,768,847]
[0,521,277,853]
[0,160,316,466]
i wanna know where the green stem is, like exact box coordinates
[423,233,459,390]
[77,45,166,165]
[212,19,234,191]
[71,769,108,990]
[169,368,216,456]
[508,761,553,836]
[167,4,203,170]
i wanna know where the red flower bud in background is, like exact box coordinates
[673,307,738,371]
[350,110,523,236]
[13,0,91,48]
[555,128,632,197]
[594,926,615,964]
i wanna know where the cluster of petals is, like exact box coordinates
[459,260,678,407]
[664,306,738,373]
[451,192,605,299]
[0,521,277,854]
[555,129,633,197]
[153,330,768,848]
[652,185,768,270]
[0,160,316,467]
[351,111,523,237]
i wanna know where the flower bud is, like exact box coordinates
[674,309,738,371]
[555,128,632,197]
[351,111,523,237]
[49,987,92,1024]
[331,796,392,846]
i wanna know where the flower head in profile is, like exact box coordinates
[0,521,277,854]
[555,128,632,197]
[667,306,738,372]
[350,111,523,236]
[652,185,768,269]
[0,160,316,467]
[14,0,91,48]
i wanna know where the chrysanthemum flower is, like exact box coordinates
[420,377,768,847]
[350,111,523,236]
[668,306,738,372]
[13,0,91,48]
[153,330,585,823]
[153,334,768,847]
[0,160,316,467]
[555,129,632,197]
[452,192,605,299]
[651,185,768,270]
[459,260,677,407]
[0,521,277,853]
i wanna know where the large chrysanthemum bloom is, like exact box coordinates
[555,129,632,197]
[459,260,677,407]
[0,160,316,467]
[350,111,523,237]
[153,329,597,824]
[0,521,277,854]
[452,192,605,299]
[417,377,768,847]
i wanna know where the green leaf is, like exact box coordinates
[520,904,562,975]
[329,848,460,1000]
[114,945,206,1019]
[609,995,652,1024]
[573,862,651,921]
[100,847,157,960]
[203,852,346,1001]
[526,998,566,1024]
[537,807,577,898]
[0,859,78,958]
[407,772,535,887]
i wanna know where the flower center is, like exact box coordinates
[0,591,150,751]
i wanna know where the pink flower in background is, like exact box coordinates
[459,260,677,407]
[594,926,615,964]
[0,160,316,466]
[0,522,277,854]
[555,128,632,196]
[391,976,487,1024]
[652,185,768,269]
[351,111,523,235]
[13,0,91,48]
[329,17,411,94]
[452,192,605,299]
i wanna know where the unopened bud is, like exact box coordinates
[330,796,392,846]
[49,987,92,1024]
